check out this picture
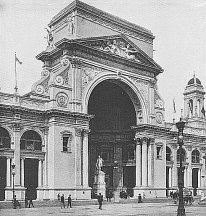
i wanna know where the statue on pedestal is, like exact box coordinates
[93,155,106,198]
[96,155,104,172]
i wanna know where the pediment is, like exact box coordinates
[75,34,162,71]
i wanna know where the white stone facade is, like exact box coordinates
[0,1,205,201]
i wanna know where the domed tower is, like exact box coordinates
[184,74,205,120]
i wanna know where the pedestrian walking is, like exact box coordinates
[13,195,21,209]
[57,193,60,200]
[28,197,34,208]
[25,195,28,208]
[67,194,72,208]
[61,194,65,208]
[97,193,103,210]
[138,194,142,203]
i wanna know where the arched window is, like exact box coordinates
[177,148,186,162]
[20,130,42,151]
[188,99,193,117]
[192,149,200,163]
[166,146,172,161]
[0,127,11,148]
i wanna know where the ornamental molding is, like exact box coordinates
[82,65,107,89]
[75,127,83,137]
[155,112,164,125]
[130,78,149,106]
[56,92,68,107]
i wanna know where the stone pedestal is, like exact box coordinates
[93,171,106,198]
[5,186,26,201]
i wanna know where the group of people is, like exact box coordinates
[58,193,72,208]
[12,195,34,209]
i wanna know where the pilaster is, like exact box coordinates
[71,58,82,112]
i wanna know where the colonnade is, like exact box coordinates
[5,157,44,198]
[167,146,205,191]
[135,136,154,187]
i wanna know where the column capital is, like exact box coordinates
[11,123,21,132]
[75,128,83,137]
[82,129,91,137]
[185,145,193,151]
[70,57,82,68]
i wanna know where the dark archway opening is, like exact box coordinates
[25,158,38,200]
[88,80,136,194]
[0,157,6,200]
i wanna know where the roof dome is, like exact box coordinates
[187,76,202,85]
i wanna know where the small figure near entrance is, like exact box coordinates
[57,193,60,200]
[96,155,104,172]
[138,194,142,203]
[60,194,65,208]
[67,194,72,208]
[25,195,28,208]
[13,195,21,209]
[28,197,34,208]
[97,193,103,210]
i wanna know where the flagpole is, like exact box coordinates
[14,52,18,93]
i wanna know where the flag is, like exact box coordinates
[201,106,205,117]
[15,55,22,64]
[173,98,176,113]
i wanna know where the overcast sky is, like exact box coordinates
[0,0,206,122]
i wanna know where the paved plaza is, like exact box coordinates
[0,201,206,216]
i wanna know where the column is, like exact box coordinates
[21,158,24,187]
[75,128,82,186]
[198,168,201,188]
[13,123,21,186]
[82,129,90,187]
[6,158,11,187]
[38,160,42,187]
[43,127,49,187]
[187,147,192,187]
[135,138,141,187]
[172,144,178,188]
[142,137,148,187]
[169,167,172,188]
[150,139,155,186]
[184,168,187,187]
[148,142,152,186]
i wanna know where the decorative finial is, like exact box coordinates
[193,71,196,84]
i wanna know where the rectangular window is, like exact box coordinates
[156,146,162,159]
[63,137,69,152]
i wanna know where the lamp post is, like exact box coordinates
[176,118,186,216]
[11,163,16,201]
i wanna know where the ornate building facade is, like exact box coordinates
[0,0,205,201]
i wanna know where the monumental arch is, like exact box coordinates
[0,0,205,201]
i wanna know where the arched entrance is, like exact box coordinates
[20,130,42,200]
[88,79,138,195]
[0,127,11,200]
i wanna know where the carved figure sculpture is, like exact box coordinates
[96,155,104,172]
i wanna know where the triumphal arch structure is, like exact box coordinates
[0,0,205,201]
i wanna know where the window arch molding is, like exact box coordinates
[20,129,43,151]
[0,126,12,148]
[191,149,200,163]
[177,147,187,162]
